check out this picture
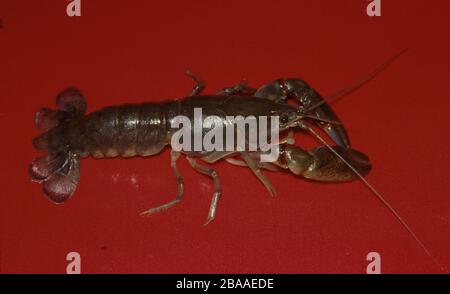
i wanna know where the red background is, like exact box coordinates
[1,0,449,273]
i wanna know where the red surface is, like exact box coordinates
[1,0,449,273]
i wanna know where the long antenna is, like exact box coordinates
[300,121,444,271]
[307,48,409,112]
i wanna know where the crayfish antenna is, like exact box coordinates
[299,121,445,272]
[306,48,409,112]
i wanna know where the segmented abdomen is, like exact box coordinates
[68,102,176,158]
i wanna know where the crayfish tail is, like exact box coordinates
[29,152,80,204]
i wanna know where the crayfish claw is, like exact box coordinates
[254,78,351,147]
[284,78,351,148]
[281,144,371,182]
[304,146,371,182]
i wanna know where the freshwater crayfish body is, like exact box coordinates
[30,74,371,223]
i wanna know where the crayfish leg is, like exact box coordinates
[140,150,184,217]
[218,80,257,96]
[186,157,222,226]
[240,152,277,197]
[185,69,205,96]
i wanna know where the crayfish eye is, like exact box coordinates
[280,114,289,124]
